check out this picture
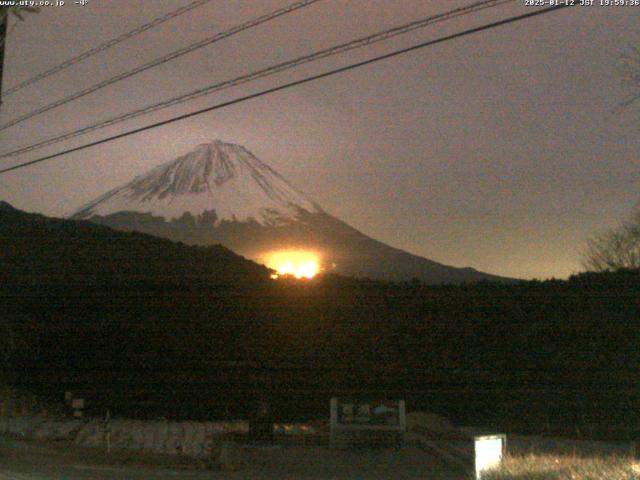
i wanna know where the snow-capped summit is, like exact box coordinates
[73,140,321,226]
[73,140,513,284]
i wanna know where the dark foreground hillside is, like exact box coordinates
[0,205,271,287]
[2,206,639,440]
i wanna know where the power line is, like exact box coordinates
[0,4,573,176]
[0,0,323,132]
[2,0,215,97]
[0,0,514,159]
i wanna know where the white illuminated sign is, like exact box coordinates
[474,434,506,479]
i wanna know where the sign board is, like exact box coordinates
[330,398,406,447]
[474,434,506,479]
[71,398,85,418]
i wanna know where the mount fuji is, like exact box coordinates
[72,140,511,284]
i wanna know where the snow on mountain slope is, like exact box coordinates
[73,140,321,226]
[72,140,515,284]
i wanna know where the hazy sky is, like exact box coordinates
[1,0,638,280]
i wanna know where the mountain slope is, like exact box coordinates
[0,200,17,212]
[0,205,271,288]
[74,141,321,227]
[72,140,513,284]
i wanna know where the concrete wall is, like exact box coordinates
[0,416,249,458]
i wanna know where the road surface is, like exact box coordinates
[0,436,462,479]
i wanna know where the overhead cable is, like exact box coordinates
[3,0,215,97]
[0,0,513,158]
[0,0,323,131]
[0,3,573,176]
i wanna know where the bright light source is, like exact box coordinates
[265,250,321,279]
[475,434,506,479]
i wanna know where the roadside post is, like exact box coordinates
[71,398,84,418]
[474,434,506,479]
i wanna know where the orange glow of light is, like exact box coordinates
[265,251,321,279]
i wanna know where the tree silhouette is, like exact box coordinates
[618,45,640,111]
[0,6,40,47]
[582,205,640,271]
[1,6,39,105]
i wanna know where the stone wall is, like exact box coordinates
[0,416,249,458]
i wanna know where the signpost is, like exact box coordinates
[474,434,506,479]
[71,398,85,418]
[330,398,406,448]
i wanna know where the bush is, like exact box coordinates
[483,454,639,480]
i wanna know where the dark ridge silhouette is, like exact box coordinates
[0,204,271,288]
[2,207,639,441]
[0,200,16,212]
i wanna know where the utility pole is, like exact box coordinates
[0,10,7,107]
[0,7,40,107]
